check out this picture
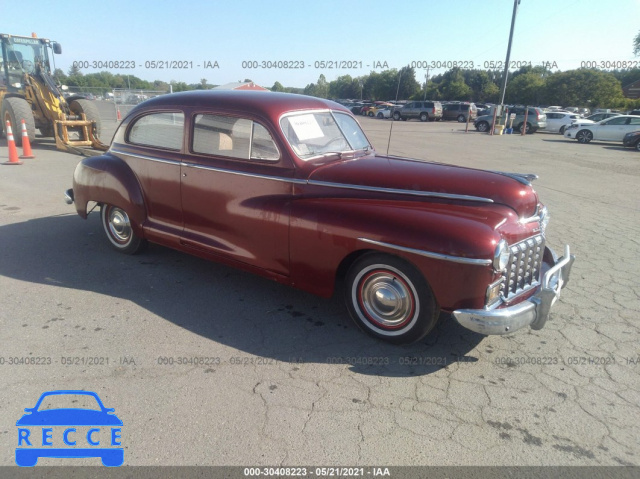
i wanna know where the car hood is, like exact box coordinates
[307,155,539,218]
[16,409,123,426]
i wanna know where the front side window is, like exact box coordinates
[192,114,279,161]
[128,112,184,150]
[280,111,370,160]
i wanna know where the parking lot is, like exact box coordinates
[0,109,638,469]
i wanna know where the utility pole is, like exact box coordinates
[499,0,521,106]
[424,67,430,101]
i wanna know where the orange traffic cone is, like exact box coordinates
[19,119,35,159]
[3,121,22,165]
[116,108,122,121]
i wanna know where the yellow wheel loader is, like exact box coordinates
[0,33,107,152]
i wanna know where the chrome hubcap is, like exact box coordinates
[107,207,131,243]
[359,271,414,328]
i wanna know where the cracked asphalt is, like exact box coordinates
[0,107,638,468]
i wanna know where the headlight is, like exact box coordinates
[539,206,550,234]
[493,239,510,271]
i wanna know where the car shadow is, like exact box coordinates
[0,215,486,377]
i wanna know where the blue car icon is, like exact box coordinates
[16,390,123,467]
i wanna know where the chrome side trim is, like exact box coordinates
[111,149,182,166]
[358,238,492,266]
[183,163,307,184]
[111,148,306,184]
[309,180,494,203]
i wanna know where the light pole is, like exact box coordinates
[499,0,521,107]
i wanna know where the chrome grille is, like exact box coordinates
[503,235,544,299]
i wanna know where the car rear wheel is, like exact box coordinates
[368,111,374,117]
[419,112,428,122]
[457,114,466,122]
[559,125,566,135]
[101,204,147,254]
[518,122,532,134]
[345,253,439,344]
[377,112,384,119]
[576,129,593,143]
[393,112,401,121]
[476,121,489,132]
[635,140,640,151]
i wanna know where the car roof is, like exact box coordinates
[131,90,350,120]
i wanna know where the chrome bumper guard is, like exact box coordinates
[452,245,575,335]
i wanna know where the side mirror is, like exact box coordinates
[53,43,62,54]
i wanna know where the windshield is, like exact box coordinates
[280,111,370,160]
[4,37,50,75]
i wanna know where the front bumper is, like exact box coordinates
[452,245,575,335]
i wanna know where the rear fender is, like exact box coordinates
[72,154,146,235]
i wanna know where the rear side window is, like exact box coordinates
[424,102,433,108]
[128,112,184,150]
[192,114,279,161]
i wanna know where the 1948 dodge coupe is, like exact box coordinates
[65,91,574,344]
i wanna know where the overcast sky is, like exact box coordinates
[5,0,640,88]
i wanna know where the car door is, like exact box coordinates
[597,116,629,141]
[402,102,414,119]
[179,112,293,276]
[546,113,560,132]
[111,111,185,241]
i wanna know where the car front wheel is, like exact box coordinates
[635,140,640,151]
[476,121,489,132]
[101,204,147,254]
[345,254,439,344]
[576,129,593,143]
[393,112,401,121]
[419,112,428,122]
[457,115,466,122]
[559,125,566,135]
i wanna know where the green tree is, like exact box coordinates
[544,69,623,107]
[271,81,285,92]
[396,66,420,100]
[634,30,640,56]
[505,72,545,105]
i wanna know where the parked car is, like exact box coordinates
[564,115,640,143]
[392,101,443,121]
[627,109,640,116]
[622,130,640,150]
[367,103,394,117]
[545,111,581,134]
[474,106,547,133]
[376,107,392,119]
[65,90,573,344]
[442,102,477,122]
[578,108,590,117]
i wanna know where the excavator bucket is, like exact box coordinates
[54,113,108,153]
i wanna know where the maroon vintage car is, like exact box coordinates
[65,90,574,344]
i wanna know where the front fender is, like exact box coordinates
[72,154,146,234]
[289,198,510,308]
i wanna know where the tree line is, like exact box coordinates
[54,64,640,109]
[294,66,640,109]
